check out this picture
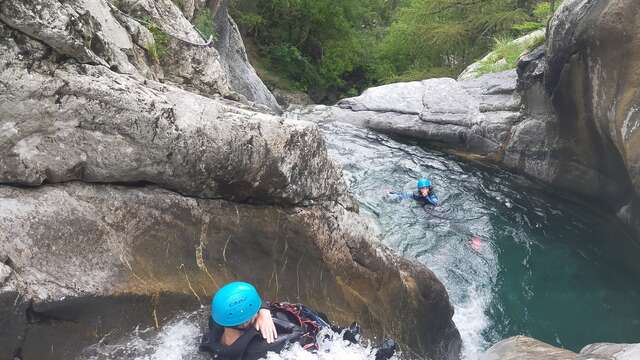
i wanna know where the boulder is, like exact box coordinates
[0,182,461,360]
[481,336,576,360]
[458,29,546,81]
[578,343,640,360]
[0,23,347,206]
[273,88,314,108]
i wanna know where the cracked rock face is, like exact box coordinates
[0,0,278,111]
[0,23,347,206]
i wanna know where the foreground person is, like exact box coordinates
[199,282,396,360]
[388,178,439,206]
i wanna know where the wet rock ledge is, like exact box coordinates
[0,0,460,359]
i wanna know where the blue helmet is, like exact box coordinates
[417,178,431,189]
[211,282,262,327]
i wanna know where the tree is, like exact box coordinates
[375,0,531,81]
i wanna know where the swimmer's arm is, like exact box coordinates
[387,191,414,200]
[255,308,277,343]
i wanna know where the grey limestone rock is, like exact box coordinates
[578,343,640,360]
[0,24,347,206]
[213,1,282,113]
[481,336,576,360]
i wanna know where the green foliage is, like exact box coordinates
[230,0,395,100]
[194,9,217,41]
[376,0,531,82]
[145,21,170,62]
[512,2,558,32]
[235,13,264,35]
[476,31,546,75]
[230,0,557,101]
[533,2,553,19]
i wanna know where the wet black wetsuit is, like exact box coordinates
[199,303,395,360]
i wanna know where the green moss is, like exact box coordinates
[145,21,170,62]
[194,9,217,41]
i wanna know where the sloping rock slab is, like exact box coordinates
[481,336,577,360]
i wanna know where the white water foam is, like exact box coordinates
[81,313,398,360]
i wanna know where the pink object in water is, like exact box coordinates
[470,236,482,251]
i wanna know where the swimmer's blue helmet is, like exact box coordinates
[417,178,431,189]
[211,282,262,327]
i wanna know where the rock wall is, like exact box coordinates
[544,0,640,234]
[0,23,343,206]
[0,1,460,359]
[0,0,278,112]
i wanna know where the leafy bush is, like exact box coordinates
[266,45,318,90]
[145,21,170,62]
[194,9,217,41]
[230,0,559,101]
[512,2,558,32]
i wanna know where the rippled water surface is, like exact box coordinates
[316,120,640,358]
[78,119,640,359]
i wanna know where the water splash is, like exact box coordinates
[81,312,398,360]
